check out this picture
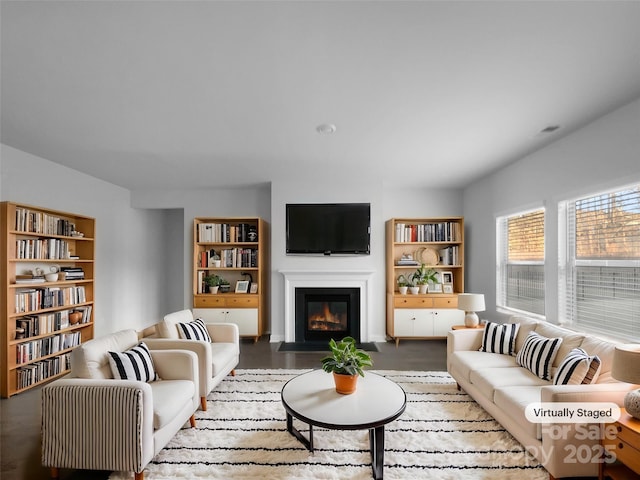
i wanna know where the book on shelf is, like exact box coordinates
[14,207,77,236]
[198,222,256,243]
[394,221,461,243]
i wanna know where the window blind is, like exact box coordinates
[497,209,545,316]
[562,185,640,341]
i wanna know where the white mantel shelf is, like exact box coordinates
[280,270,375,343]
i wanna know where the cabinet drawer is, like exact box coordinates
[617,423,640,448]
[433,296,458,308]
[394,297,434,308]
[226,296,259,308]
[612,438,640,473]
[194,295,226,308]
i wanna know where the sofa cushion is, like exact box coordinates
[178,318,212,342]
[534,322,585,368]
[480,322,519,355]
[579,336,620,383]
[494,386,543,440]
[469,366,549,401]
[516,332,563,380]
[553,348,601,385]
[449,351,518,383]
[150,379,195,430]
[210,342,239,377]
[108,342,158,382]
[71,329,139,379]
[510,316,540,353]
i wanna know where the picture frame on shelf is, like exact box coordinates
[443,284,454,294]
[235,280,249,293]
[441,271,453,285]
[249,283,258,294]
[428,283,443,293]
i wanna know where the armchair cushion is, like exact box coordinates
[108,342,158,382]
[178,318,212,342]
[150,380,195,429]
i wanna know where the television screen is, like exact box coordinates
[286,203,371,255]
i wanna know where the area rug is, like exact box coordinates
[109,369,547,480]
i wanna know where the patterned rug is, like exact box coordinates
[109,369,547,479]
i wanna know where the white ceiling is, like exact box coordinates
[2,1,640,190]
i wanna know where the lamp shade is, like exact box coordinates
[457,294,486,313]
[612,344,640,384]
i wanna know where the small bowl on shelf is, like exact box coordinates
[45,273,58,282]
[69,311,83,325]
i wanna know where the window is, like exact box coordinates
[497,208,545,316]
[560,184,640,341]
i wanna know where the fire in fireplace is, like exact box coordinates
[295,287,360,343]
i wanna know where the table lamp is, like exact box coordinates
[611,344,640,419]
[457,293,485,328]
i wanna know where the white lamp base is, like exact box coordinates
[464,311,479,328]
[624,388,640,420]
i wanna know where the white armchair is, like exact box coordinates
[41,329,199,480]
[145,309,240,411]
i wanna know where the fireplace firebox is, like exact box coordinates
[295,287,360,343]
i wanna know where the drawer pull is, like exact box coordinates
[618,442,623,449]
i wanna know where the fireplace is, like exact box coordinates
[295,287,360,343]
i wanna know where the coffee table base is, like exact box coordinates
[286,412,386,480]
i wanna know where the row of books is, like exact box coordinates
[14,207,77,236]
[15,238,71,260]
[395,222,461,243]
[198,223,257,243]
[60,267,85,280]
[199,248,258,268]
[16,332,81,364]
[14,286,87,313]
[16,353,71,390]
[16,305,92,338]
[439,246,460,266]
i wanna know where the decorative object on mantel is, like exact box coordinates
[458,293,486,328]
[612,344,640,419]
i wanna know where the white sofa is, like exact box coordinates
[447,315,633,479]
[41,329,200,480]
[144,309,240,411]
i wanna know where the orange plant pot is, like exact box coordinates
[333,372,358,395]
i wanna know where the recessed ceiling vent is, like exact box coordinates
[316,124,337,134]
[540,125,561,134]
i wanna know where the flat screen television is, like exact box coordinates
[286,203,371,255]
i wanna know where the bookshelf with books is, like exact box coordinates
[192,217,269,342]
[1,202,95,397]
[386,217,465,346]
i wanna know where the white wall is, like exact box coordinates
[0,144,174,335]
[463,97,640,323]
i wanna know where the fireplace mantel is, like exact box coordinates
[280,270,375,343]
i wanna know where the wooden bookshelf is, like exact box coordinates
[1,202,95,397]
[192,217,269,342]
[385,217,465,346]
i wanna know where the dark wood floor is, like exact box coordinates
[1,338,447,480]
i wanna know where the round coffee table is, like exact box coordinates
[281,369,406,480]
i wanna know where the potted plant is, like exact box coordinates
[218,277,231,293]
[320,336,373,395]
[397,274,410,295]
[204,274,221,294]
[411,264,438,294]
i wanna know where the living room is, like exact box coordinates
[2,1,640,479]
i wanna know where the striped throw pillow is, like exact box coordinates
[553,348,601,385]
[177,318,212,342]
[479,322,520,355]
[516,332,563,381]
[108,342,158,382]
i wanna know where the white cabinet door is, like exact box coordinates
[226,309,259,336]
[193,307,258,336]
[393,309,433,337]
[432,309,465,336]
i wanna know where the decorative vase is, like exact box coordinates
[69,311,83,325]
[333,372,358,395]
[398,286,408,295]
